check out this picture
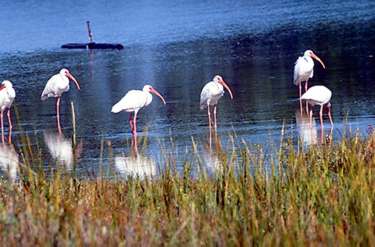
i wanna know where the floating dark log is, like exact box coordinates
[61,21,124,50]
[61,42,124,50]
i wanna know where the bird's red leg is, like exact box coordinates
[209,124,212,151]
[207,104,212,131]
[208,104,213,150]
[1,110,4,143]
[305,102,309,115]
[132,110,138,135]
[129,113,134,133]
[299,83,303,113]
[319,105,324,128]
[304,81,310,113]
[320,105,324,143]
[328,105,334,127]
[7,109,12,144]
[213,105,217,130]
[56,97,62,134]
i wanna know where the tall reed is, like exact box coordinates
[0,131,374,245]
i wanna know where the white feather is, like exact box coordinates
[293,55,314,85]
[0,80,16,111]
[300,85,332,105]
[41,73,69,101]
[111,90,151,113]
[200,81,224,110]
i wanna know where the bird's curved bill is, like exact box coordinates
[220,79,234,99]
[67,72,81,90]
[150,88,166,105]
[311,53,326,69]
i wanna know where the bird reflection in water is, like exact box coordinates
[296,107,333,145]
[0,144,19,182]
[114,135,157,179]
[43,131,82,169]
[296,108,318,145]
[202,129,224,176]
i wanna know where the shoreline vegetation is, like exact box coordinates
[0,126,375,245]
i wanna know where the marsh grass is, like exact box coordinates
[0,129,375,246]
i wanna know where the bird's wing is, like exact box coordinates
[111,90,147,113]
[0,91,6,107]
[200,82,215,109]
[300,86,331,104]
[7,87,16,100]
[0,88,16,108]
[6,88,16,107]
[293,57,303,85]
[309,68,314,78]
[315,86,332,103]
[41,75,59,100]
[300,86,321,100]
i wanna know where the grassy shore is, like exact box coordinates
[0,132,375,245]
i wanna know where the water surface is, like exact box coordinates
[0,0,374,176]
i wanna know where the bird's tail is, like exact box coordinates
[40,87,49,101]
[293,78,300,86]
[41,93,48,101]
[300,93,309,101]
[111,102,122,113]
[288,97,301,102]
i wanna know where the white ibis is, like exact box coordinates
[200,75,233,129]
[111,85,166,135]
[0,80,16,143]
[294,50,326,98]
[41,68,80,133]
[300,85,333,129]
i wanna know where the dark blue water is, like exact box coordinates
[0,0,374,177]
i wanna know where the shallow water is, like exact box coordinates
[0,0,374,176]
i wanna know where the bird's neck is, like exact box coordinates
[143,89,152,98]
[215,82,223,90]
[145,92,153,106]
[60,74,69,82]
[304,55,313,64]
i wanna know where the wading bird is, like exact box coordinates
[294,50,326,98]
[41,69,80,134]
[300,85,333,130]
[200,75,233,130]
[0,80,16,143]
[111,85,166,135]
